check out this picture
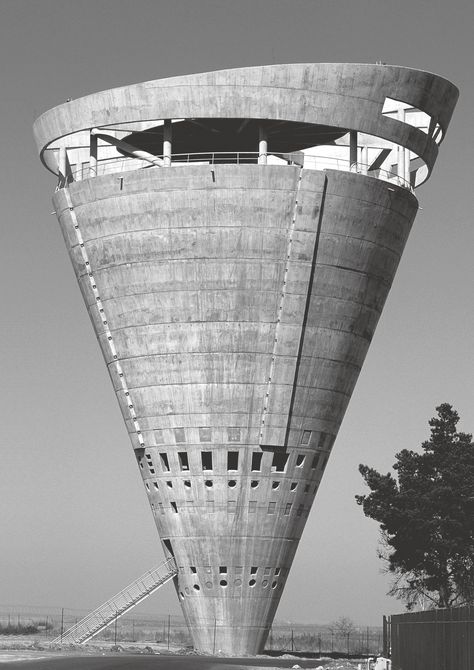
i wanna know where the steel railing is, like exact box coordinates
[52,556,177,644]
[58,151,413,192]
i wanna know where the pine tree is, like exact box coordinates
[356,404,474,609]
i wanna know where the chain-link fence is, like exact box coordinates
[0,605,382,654]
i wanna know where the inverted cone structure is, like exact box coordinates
[34,63,457,654]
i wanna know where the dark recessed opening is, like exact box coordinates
[271,451,288,472]
[201,451,213,471]
[170,501,178,513]
[220,580,228,587]
[249,579,256,587]
[191,566,197,573]
[250,567,258,574]
[227,451,239,470]
[296,454,305,467]
[178,451,189,470]
[228,480,237,488]
[205,480,213,488]
[290,482,297,491]
[184,480,191,488]
[251,452,263,472]
[159,452,170,471]
[193,584,200,591]
[251,480,259,488]
[272,481,280,490]
[219,566,227,574]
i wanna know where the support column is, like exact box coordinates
[349,130,358,172]
[58,146,67,185]
[258,125,268,165]
[90,131,98,177]
[163,119,172,167]
[361,146,369,175]
[397,108,406,184]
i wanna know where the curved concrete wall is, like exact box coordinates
[52,164,417,653]
[37,63,457,655]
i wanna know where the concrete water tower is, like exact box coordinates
[34,63,457,654]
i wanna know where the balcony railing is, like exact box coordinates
[59,151,413,192]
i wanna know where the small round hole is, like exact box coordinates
[193,584,200,591]
[205,480,213,488]
[272,481,280,489]
[249,579,256,587]
[251,480,259,488]
[228,480,236,488]
[271,581,277,589]
[220,579,228,587]
[262,580,268,588]
[205,581,213,589]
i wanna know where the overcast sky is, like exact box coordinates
[1,0,473,627]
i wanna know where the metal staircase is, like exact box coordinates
[53,557,178,644]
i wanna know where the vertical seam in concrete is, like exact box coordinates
[258,167,304,446]
[62,187,146,448]
[284,174,329,447]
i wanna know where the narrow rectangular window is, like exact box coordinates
[251,452,263,472]
[219,566,227,574]
[284,503,292,515]
[250,567,258,575]
[159,452,170,471]
[249,501,257,513]
[297,504,304,517]
[158,502,164,514]
[153,482,159,490]
[275,568,281,576]
[174,427,186,443]
[271,452,288,472]
[311,453,320,469]
[227,451,239,471]
[178,452,189,471]
[201,451,213,471]
[296,454,305,467]
[267,501,276,514]
[199,427,212,442]
[170,501,178,513]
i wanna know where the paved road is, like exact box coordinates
[0,653,331,669]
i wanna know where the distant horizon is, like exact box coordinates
[1,0,473,629]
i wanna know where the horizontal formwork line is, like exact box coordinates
[61,183,303,210]
[117,380,352,397]
[67,224,298,247]
[325,189,416,220]
[391,619,474,625]
[105,351,361,370]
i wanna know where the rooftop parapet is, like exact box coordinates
[34,63,458,191]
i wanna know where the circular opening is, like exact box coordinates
[234,579,242,586]
[250,480,259,488]
[271,581,277,589]
[228,480,236,487]
[249,579,256,587]
[205,581,213,589]
[205,480,213,488]
[262,580,268,588]
[220,579,228,587]
[272,481,279,489]
[193,584,200,591]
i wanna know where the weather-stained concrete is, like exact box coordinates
[34,63,458,655]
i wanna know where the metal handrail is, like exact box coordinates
[59,151,413,192]
[52,557,177,644]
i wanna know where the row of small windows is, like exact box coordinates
[152,500,309,516]
[141,449,328,475]
[186,565,281,576]
[151,427,331,447]
[179,578,281,597]
[145,479,317,494]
